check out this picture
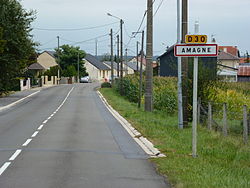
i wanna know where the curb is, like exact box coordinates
[0,90,41,112]
[97,90,166,158]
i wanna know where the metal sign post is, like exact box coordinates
[174,22,218,158]
[192,21,199,158]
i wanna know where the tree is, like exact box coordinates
[54,45,87,77]
[0,27,6,53]
[43,66,61,77]
[0,0,36,92]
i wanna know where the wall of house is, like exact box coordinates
[37,52,58,70]
[85,61,99,81]
[219,60,239,68]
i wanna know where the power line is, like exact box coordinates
[40,38,56,46]
[70,33,109,45]
[33,21,119,31]
[125,0,157,47]
[154,0,165,16]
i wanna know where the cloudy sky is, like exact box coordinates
[21,0,250,56]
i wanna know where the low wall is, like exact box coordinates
[20,78,31,91]
[41,76,58,86]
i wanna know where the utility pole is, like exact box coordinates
[125,48,128,75]
[57,36,60,84]
[145,0,153,112]
[136,41,139,72]
[138,30,145,108]
[182,0,189,127]
[77,51,80,83]
[120,19,124,94]
[120,19,124,80]
[95,39,98,57]
[177,0,183,129]
[110,29,114,85]
[117,35,120,77]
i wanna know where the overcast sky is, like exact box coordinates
[21,0,250,56]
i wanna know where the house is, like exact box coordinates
[103,61,119,77]
[103,61,136,77]
[28,51,58,76]
[217,51,240,82]
[37,51,58,70]
[219,46,240,57]
[238,63,250,82]
[217,51,240,69]
[157,45,217,78]
[84,54,111,81]
[128,52,158,70]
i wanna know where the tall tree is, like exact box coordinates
[54,45,87,77]
[0,0,36,92]
[0,27,6,53]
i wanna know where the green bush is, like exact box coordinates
[153,77,177,114]
[113,75,141,103]
[113,75,178,114]
[101,82,112,88]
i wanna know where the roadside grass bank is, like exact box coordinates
[99,88,250,188]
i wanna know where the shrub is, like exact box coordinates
[114,75,178,114]
[113,75,141,103]
[101,82,112,88]
[153,77,177,114]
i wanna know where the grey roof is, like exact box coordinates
[126,62,138,71]
[84,54,110,70]
[103,61,119,70]
[218,51,239,60]
[45,51,56,58]
[28,63,46,70]
[157,45,175,59]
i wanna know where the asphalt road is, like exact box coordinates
[0,83,168,188]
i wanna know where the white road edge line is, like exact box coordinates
[31,131,39,138]
[9,150,22,161]
[0,90,40,112]
[0,162,11,176]
[97,91,165,158]
[22,139,32,146]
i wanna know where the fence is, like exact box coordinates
[198,99,249,144]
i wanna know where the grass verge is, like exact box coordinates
[100,88,250,188]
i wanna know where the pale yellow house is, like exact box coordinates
[28,51,58,76]
[37,51,58,69]
[84,54,111,81]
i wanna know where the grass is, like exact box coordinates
[100,88,250,188]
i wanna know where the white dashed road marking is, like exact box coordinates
[31,131,39,138]
[22,139,32,146]
[0,162,11,176]
[9,150,22,161]
[0,86,75,176]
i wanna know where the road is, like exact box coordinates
[0,83,168,188]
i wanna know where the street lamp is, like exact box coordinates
[107,13,123,77]
[107,13,124,94]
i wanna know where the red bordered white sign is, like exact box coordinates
[174,44,218,57]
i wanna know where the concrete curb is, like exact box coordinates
[0,90,41,112]
[97,90,166,158]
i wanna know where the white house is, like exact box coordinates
[84,54,111,81]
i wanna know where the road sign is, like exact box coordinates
[174,44,218,57]
[185,34,207,44]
